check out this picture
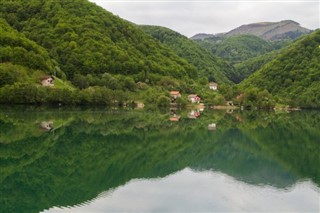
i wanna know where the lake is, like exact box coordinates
[0,107,319,212]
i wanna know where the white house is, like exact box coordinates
[209,82,218,90]
[208,123,216,131]
[170,91,181,99]
[188,94,201,103]
[41,76,54,87]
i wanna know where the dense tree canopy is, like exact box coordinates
[140,25,235,83]
[240,30,320,108]
[0,0,198,80]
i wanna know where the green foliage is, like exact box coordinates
[0,109,319,212]
[195,34,291,82]
[240,30,320,108]
[196,35,276,64]
[0,18,54,72]
[0,82,133,106]
[140,25,234,84]
[234,50,281,82]
[0,63,29,87]
[0,0,197,80]
[156,95,171,107]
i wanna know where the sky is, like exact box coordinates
[89,0,319,37]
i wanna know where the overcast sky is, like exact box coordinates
[89,0,319,37]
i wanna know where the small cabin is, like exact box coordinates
[40,121,53,131]
[237,93,244,101]
[170,91,181,99]
[188,94,201,104]
[169,115,181,122]
[209,82,218,90]
[208,123,216,131]
[226,101,234,106]
[188,110,201,119]
[41,76,54,87]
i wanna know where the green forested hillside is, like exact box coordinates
[240,30,320,108]
[1,0,230,105]
[0,0,198,81]
[195,34,285,65]
[140,25,236,83]
[0,18,53,72]
[233,50,281,82]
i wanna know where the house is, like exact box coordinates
[40,121,53,131]
[170,91,181,103]
[208,123,216,131]
[209,82,218,90]
[236,93,244,100]
[188,110,201,119]
[41,76,54,86]
[169,115,181,122]
[226,101,234,106]
[170,91,181,99]
[188,94,201,103]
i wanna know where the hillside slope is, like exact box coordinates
[196,34,275,65]
[233,50,282,82]
[0,18,53,73]
[140,25,234,83]
[240,30,320,108]
[0,0,198,81]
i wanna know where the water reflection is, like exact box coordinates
[45,168,320,213]
[0,107,319,212]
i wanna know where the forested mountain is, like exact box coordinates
[139,25,235,83]
[240,30,320,108]
[191,20,311,82]
[233,50,282,82]
[195,34,288,65]
[0,0,238,105]
[0,19,53,73]
[0,0,200,82]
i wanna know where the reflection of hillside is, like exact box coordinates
[0,108,319,213]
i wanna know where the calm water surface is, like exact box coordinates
[0,107,319,212]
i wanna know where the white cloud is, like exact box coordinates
[90,0,319,37]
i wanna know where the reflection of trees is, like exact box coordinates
[0,108,319,213]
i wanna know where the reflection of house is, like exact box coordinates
[170,108,180,121]
[226,109,233,114]
[226,101,234,106]
[208,123,216,131]
[237,93,244,100]
[40,121,53,131]
[196,103,205,111]
[170,91,181,103]
[188,110,201,119]
[170,115,181,122]
[170,91,181,99]
[41,76,54,86]
[188,94,201,103]
[209,82,218,90]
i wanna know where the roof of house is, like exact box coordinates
[169,116,180,122]
[170,91,181,95]
[209,82,218,86]
[188,94,198,98]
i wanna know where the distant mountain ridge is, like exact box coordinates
[191,20,312,41]
[225,20,311,40]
